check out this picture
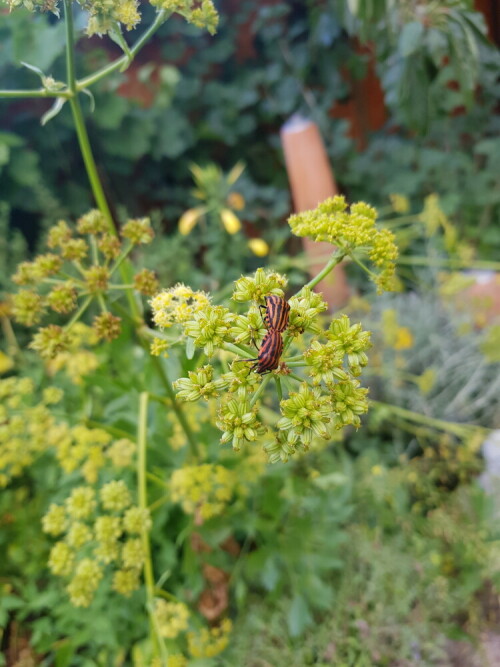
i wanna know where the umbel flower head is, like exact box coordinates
[9,211,156,360]
[288,195,398,292]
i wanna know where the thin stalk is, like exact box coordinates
[288,372,309,385]
[350,254,379,281]
[275,376,282,401]
[283,355,304,363]
[137,392,160,658]
[223,341,256,358]
[109,241,134,277]
[249,374,272,407]
[77,10,170,90]
[285,361,308,368]
[63,0,140,320]
[370,400,486,438]
[297,248,347,295]
[0,88,70,99]
[1,316,20,355]
[151,356,200,459]
[65,294,93,330]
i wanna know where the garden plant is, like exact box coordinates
[1,1,499,665]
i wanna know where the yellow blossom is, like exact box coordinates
[248,238,269,257]
[220,208,241,234]
[178,207,206,235]
[187,618,232,658]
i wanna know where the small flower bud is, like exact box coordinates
[30,325,71,359]
[97,233,122,260]
[93,312,121,341]
[121,217,154,245]
[47,283,77,314]
[84,267,109,293]
[47,220,72,249]
[61,239,88,261]
[133,268,159,296]
[76,209,108,235]
[12,290,45,326]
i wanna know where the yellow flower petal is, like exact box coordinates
[178,208,205,236]
[220,209,241,235]
[248,238,269,257]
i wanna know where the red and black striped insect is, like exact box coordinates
[235,329,284,375]
[259,295,290,333]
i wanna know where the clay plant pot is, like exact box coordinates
[280,115,351,309]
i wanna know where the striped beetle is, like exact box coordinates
[236,329,284,375]
[259,295,290,333]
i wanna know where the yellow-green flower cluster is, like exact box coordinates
[150,0,219,35]
[43,480,150,606]
[0,377,66,487]
[170,464,237,519]
[288,195,398,291]
[154,598,190,639]
[163,266,373,460]
[184,305,235,357]
[46,322,99,385]
[10,211,156,359]
[150,284,211,329]
[54,424,136,483]
[187,618,232,658]
[216,396,265,451]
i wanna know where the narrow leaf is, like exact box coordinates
[399,21,425,57]
[41,97,66,126]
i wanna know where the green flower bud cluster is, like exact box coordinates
[43,481,151,606]
[10,210,156,359]
[288,195,398,292]
[216,396,265,451]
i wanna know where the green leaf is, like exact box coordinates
[399,21,425,57]
[41,96,66,126]
[287,594,313,637]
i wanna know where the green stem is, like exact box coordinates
[350,254,379,281]
[285,361,308,368]
[137,392,159,658]
[297,248,347,295]
[288,372,309,385]
[223,341,256,358]
[109,241,134,277]
[77,10,170,90]
[275,376,282,401]
[151,356,201,459]
[0,88,70,99]
[370,400,486,438]
[63,0,140,321]
[65,294,93,330]
[249,374,272,407]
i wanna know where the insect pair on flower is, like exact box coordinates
[237,295,290,374]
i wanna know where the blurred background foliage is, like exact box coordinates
[1,0,499,288]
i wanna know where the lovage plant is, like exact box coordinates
[0,0,401,663]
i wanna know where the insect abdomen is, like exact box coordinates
[264,295,290,333]
[255,330,283,373]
